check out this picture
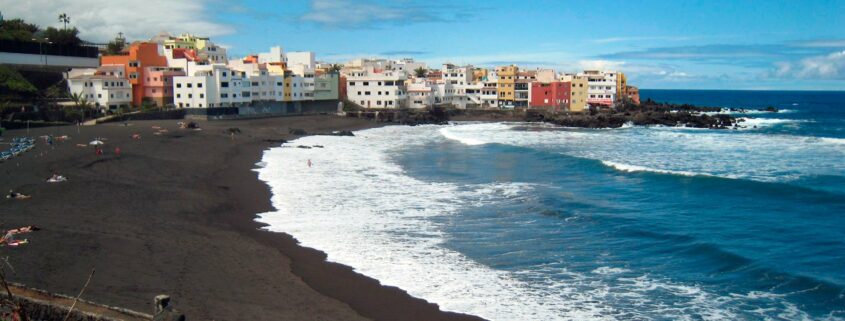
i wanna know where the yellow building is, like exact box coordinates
[616,72,627,102]
[496,65,518,108]
[563,74,588,112]
[283,71,293,102]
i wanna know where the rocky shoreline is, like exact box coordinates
[382,100,781,129]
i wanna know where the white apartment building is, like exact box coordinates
[229,61,286,102]
[66,65,132,111]
[407,81,435,109]
[289,64,315,101]
[287,52,315,69]
[172,65,250,108]
[581,70,617,106]
[481,71,498,107]
[441,63,473,108]
[346,67,408,108]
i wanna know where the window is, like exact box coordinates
[152,89,157,93]
[378,82,382,86]
[198,104,203,107]
[377,101,382,105]
[363,82,369,86]
[357,91,362,95]
[200,93,204,98]
[177,94,181,98]
[126,93,130,98]
[233,94,237,98]
[349,81,355,86]
[110,94,114,98]
[222,72,228,77]
[221,93,229,98]
[188,94,192,98]
[98,94,102,98]
[365,91,371,96]
[277,82,283,86]
[198,83,203,88]
[221,82,229,87]
[177,83,182,88]
[252,82,259,86]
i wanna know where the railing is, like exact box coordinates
[0,39,99,58]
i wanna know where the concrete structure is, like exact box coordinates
[529,81,571,111]
[66,65,132,111]
[346,68,408,108]
[101,42,169,107]
[394,58,427,75]
[496,65,517,108]
[0,39,99,69]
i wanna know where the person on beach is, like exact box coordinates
[307,159,312,168]
[0,225,40,247]
[115,147,121,157]
[47,173,67,182]
[6,190,30,199]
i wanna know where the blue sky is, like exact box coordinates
[6,0,845,90]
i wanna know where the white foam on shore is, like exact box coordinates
[255,125,616,321]
[252,124,836,321]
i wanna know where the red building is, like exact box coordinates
[529,81,571,111]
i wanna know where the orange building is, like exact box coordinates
[101,42,169,107]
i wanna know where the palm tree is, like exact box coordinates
[329,64,343,74]
[414,67,427,78]
[70,92,90,123]
[58,13,70,30]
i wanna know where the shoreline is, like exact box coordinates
[1,115,483,321]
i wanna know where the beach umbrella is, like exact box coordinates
[89,140,104,145]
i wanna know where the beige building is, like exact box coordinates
[562,74,588,112]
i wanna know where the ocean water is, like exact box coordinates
[255,90,845,321]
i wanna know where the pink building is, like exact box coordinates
[143,66,185,106]
[529,81,571,111]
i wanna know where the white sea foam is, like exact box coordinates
[701,108,795,116]
[254,124,842,321]
[601,160,721,178]
[736,117,806,128]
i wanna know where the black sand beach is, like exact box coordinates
[0,115,484,321]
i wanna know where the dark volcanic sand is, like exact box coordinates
[0,115,484,321]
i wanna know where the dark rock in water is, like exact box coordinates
[296,145,312,149]
[312,145,324,148]
[537,101,737,129]
[264,138,287,144]
[289,128,307,135]
[760,106,779,112]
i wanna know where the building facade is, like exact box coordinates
[529,81,571,111]
[346,68,408,108]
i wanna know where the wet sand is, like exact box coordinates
[0,115,484,321]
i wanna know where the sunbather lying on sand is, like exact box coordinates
[1,225,40,247]
[46,174,67,183]
[6,190,30,199]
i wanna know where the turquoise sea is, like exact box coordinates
[257,90,845,320]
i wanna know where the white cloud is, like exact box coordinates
[300,0,446,28]
[0,0,235,42]
[592,36,696,44]
[775,50,845,79]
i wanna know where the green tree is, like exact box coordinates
[414,67,427,78]
[329,64,343,74]
[106,36,126,55]
[0,18,39,41]
[58,13,70,30]
[0,65,37,99]
[42,26,81,45]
